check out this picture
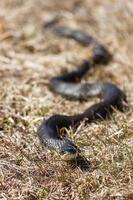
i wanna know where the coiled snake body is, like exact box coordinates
[37,27,126,161]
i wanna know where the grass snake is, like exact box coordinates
[37,26,127,161]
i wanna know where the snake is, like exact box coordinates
[37,26,127,161]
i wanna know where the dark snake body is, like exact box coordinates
[37,27,126,160]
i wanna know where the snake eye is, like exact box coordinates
[61,144,77,154]
[64,145,77,154]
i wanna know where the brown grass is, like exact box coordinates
[0,0,133,199]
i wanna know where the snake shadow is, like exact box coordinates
[68,155,92,171]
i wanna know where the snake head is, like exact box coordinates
[60,139,79,161]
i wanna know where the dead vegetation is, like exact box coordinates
[0,0,133,199]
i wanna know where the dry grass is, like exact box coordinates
[0,0,133,199]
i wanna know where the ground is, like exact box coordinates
[0,0,133,200]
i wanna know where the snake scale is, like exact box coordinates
[37,26,127,161]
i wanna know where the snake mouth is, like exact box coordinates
[60,151,78,161]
